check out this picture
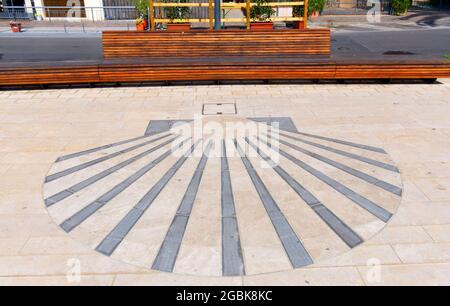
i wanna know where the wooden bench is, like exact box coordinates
[1,29,450,86]
[102,29,332,59]
[0,61,100,86]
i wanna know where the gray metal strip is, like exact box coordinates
[96,140,201,256]
[46,133,173,183]
[247,117,299,133]
[55,136,148,163]
[59,138,191,233]
[234,140,313,268]
[45,136,180,207]
[255,138,393,223]
[152,141,212,272]
[293,131,387,154]
[145,120,192,136]
[279,132,399,173]
[245,138,363,248]
[263,134,402,196]
[221,140,245,276]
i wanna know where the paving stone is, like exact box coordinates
[1,82,450,284]
[358,263,450,286]
[393,243,450,264]
[423,225,450,243]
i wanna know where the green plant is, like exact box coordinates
[391,0,411,15]
[249,0,275,22]
[133,0,149,18]
[445,54,450,60]
[293,0,325,17]
[135,17,144,25]
[164,0,190,23]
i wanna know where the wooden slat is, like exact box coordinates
[0,65,100,86]
[102,30,332,59]
[336,63,450,79]
[1,59,449,86]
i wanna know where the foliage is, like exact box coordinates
[135,17,144,25]
[164,0,190,23]
[445,54,450,60]
[249,0,276,22]
[391,0,411,15]
[133,0,149,18]
[293,0,325,17]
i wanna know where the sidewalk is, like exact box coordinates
[1,81,450,285]
[1,9,449,34]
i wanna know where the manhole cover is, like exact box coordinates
[202,103,237,115]
[43,117,402,276]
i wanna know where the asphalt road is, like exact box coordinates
[0,33,102,62]
[0,28,449,62]
[332,28,450,59]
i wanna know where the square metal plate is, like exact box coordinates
[202,103,237,115]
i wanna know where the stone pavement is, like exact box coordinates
[1,80,450,285]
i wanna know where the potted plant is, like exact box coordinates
[10,21,22,33]
[292,0,325,28]
[249,0,275,30]
[292,6,305,29]
[134,0,149,30]
[135,18,147,31]
[164,0,191,31]
[391,0,411,15]
[309,0,325,20]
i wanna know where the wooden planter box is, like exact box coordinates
[293,20,305,29]
[250,22,274,30]
[167,23,191,32]
[136,20,147,31]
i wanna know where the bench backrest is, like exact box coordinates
[102,29,331,59]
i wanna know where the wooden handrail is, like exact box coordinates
[148,0,308,31]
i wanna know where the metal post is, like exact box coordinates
[147,6,150,31]
[214,0,221,30]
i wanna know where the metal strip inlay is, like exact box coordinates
[55,136,148,163]
[264,134,402,196]
[221,140,245,276]
[278,132,399,173]
[152,141,212,272]
[46,133,173,183]
[45,136,180,207]
[96,140,201,256]
[245,138,363,248]
[292,131,387,154]
[257,138,393,223]
[59,138,191,233]
[234,139,313,268]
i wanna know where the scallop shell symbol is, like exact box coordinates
[43,117,402,276]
